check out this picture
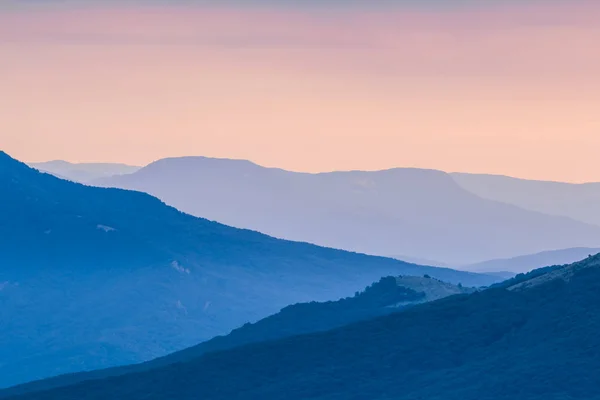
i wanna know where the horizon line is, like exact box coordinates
[25,154,600,185]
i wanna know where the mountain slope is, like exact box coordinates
[94,156,600,265]
[0,151,495,388]
[0,275,472,398]
[463,247,600,273]
[14,254,600,400]
[452,172,600,227]
[30,160,140,183]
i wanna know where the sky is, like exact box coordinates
[1,0,599,182]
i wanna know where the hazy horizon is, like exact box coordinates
[23,154,600,185]
[2,0,600,183]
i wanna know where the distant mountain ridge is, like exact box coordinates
[462,247,600,273]
[0,275,472,398]
[452,172,600,227]
[94,156,600,265]
[30,160,140,183]
[0,151,497,388]
[12,253,600,400]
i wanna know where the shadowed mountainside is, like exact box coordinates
[0,275,472,398]
[11,254,600,400]
[0,151,496,388]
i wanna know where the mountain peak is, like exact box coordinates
[148,156,259,169]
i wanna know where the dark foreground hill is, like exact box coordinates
[0,275,472,398]
[0,151,495,388]
[13,254,600,400]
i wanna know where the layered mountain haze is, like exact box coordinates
[29,161,141,183]
[94,156,600,265]
[452,173,600,227]
[4,0,600,398]
[12,254,600,400]
[0,151,496,388]
[0,275,472,398]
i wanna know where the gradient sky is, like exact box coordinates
[1,0,599,182]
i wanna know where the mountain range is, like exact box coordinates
[453,172,600,227]
[34,160,600,233]
[29,160,140,183]
[0,275,472,398]
[92,156,600,265]
[8,253,600,400]
[0,151,495,388]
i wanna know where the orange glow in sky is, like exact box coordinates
[1,2,599,182]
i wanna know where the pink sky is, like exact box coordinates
[1,2,599,182]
